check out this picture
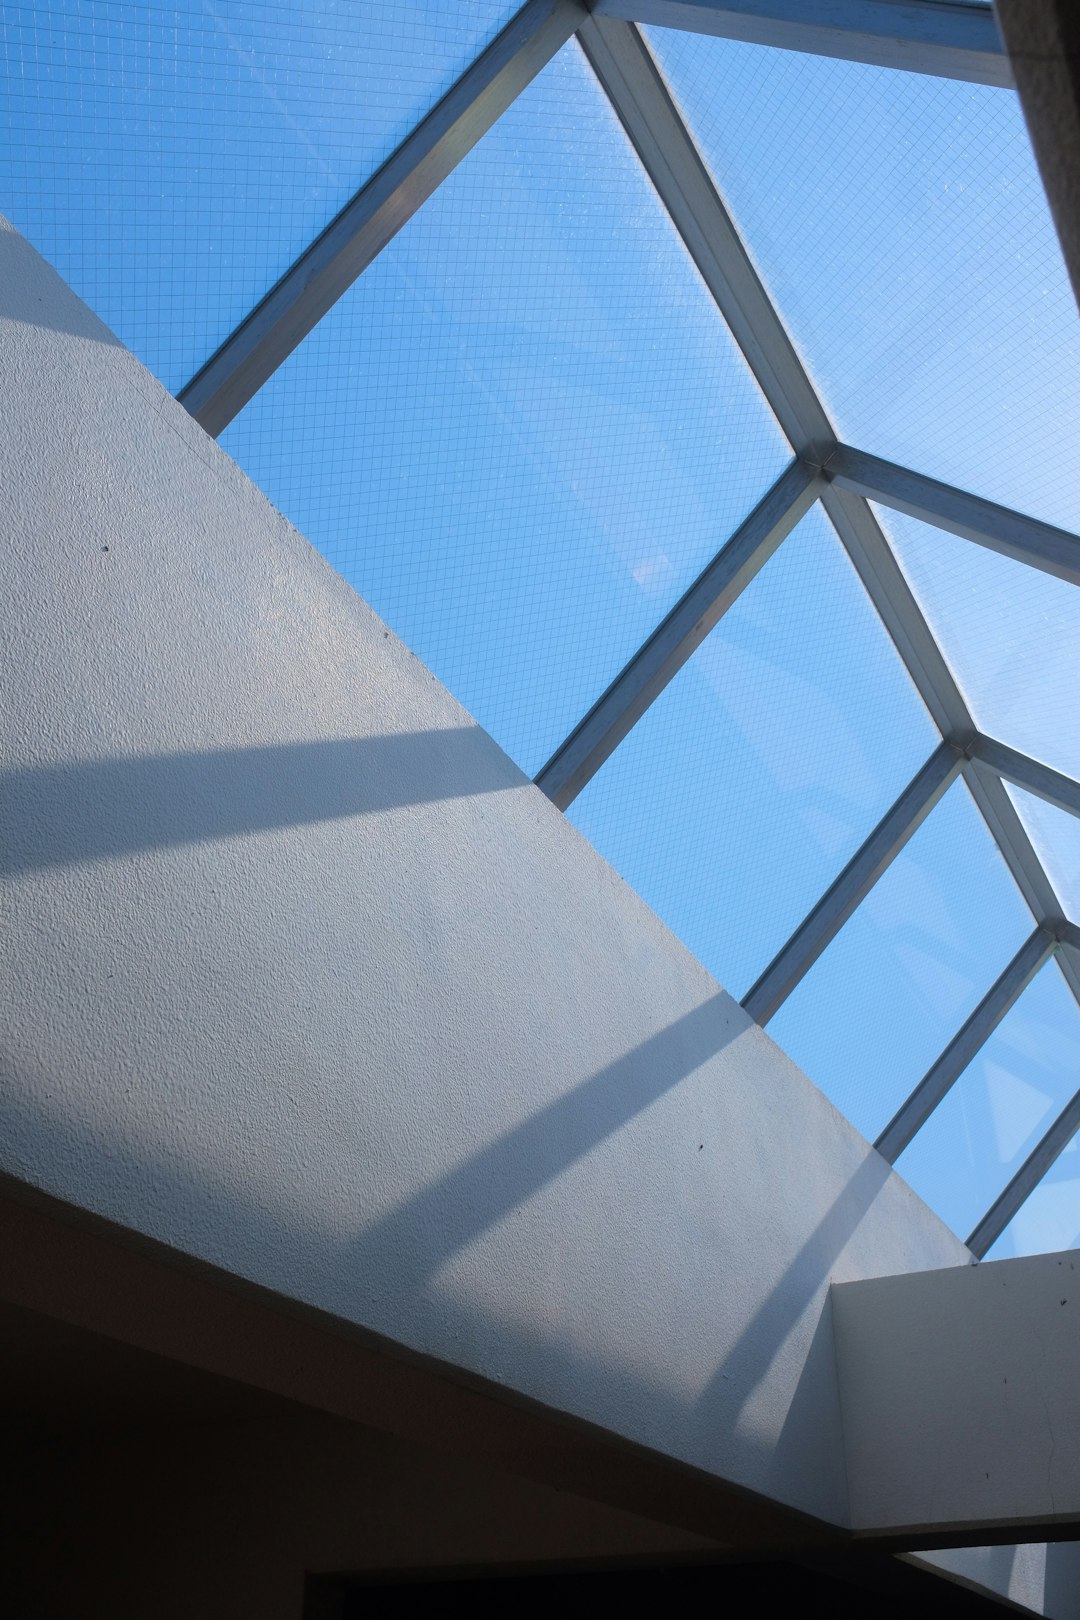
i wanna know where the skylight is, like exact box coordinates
[882,508,1080,784]
[0,0,520,390]
[647,26,1080,532]
[219,42,789,774]
[569,503,939,999]
[5,0,1079,1262]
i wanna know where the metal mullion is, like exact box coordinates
[1054,929,1080,1012]
[581,13,1080,1045]
[963,760,1080,1008]
[967,1087,1080,1259]
[593,0,1011,87]
[827,446,1080,587]
[819,495,1080,1028]
[820,483,973,739]
[741,740,965,1028]
[968,735,1080,821]
[578,15,834,461]
[179,0,586,438]
[579,24,984,733]
[578,21,969,724]
[534,458,822,810]
[875,928,1057,1165]
[1057,952,1080,1030]
[962,759,1066,927]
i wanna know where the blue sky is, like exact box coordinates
[4,2,1080,1260]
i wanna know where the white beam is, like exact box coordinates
[969,734,1080,821]
[595,0,1011,87]
[3,213,976,1547]
[828,445,1080,586]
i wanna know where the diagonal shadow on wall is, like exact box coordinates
[2,729,519,875]
[346,991,741,1294]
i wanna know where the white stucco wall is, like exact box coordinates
[3,215,1068,1607]
[835,1252,1080,1534]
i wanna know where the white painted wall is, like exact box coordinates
[1,216,1067,1608]
[906,1546,1065,1619]
[835,1251,1080,1535]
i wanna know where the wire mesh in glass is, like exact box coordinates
[897,956,1080,1243]
[768,780,1034,1142]
[569,504,938,1001]
[0,0,520,389]
[222,40,791,776]
[647,27,1080,534]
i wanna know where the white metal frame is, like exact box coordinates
[178,0,586,438]
[593,0,1011,86]
[741,740,965,1026]
[535,460,822,808]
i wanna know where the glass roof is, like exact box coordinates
[5,0,1080,1260]
[880,505,1080,785]
[647,26,1080,534]
[222,42,788,774]
[898,958,1080,1241]
[0,0,518,390]
[1007,786,1080,921]
[768,781,1033,1142]
[988,1134,1080,1259]
[569,504,936,999]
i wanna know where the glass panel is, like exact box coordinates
[568,505,938,1000]
[878,506,1080,786]
[1006,786,1080,921]
[222,42,791,777]
[1,0,519,390]
[647,29,1080,534]
[987,1134,1080,1259]
[768,781,1034,1142]
[897,958,1080,1242]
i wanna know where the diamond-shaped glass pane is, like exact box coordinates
[988,1134,1080,1259]
[878,506,1080,786]
[768,781,1033,1142]
[569,505,938,999]
[222,41,791,776]
[898,958,1080,1243]
[1007,786,1080,921]
[1,0,519,390]
[648,29,1080,533]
